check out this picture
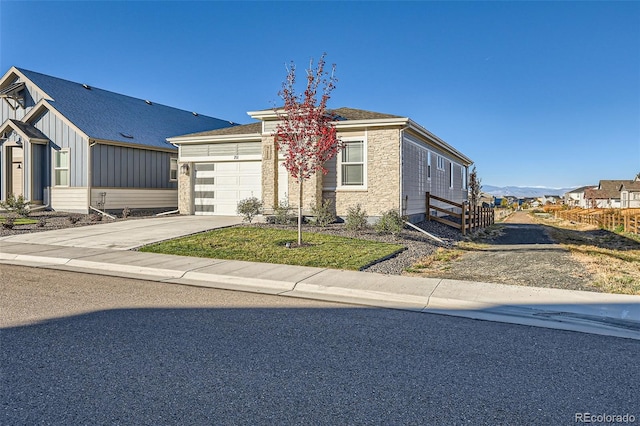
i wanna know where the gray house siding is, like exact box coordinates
[91,144,176,189]
[401,132,468,221]
[31,109,88,187]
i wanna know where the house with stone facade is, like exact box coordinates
[0,66,234,213]
[169,107,473,222]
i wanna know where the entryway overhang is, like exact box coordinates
[0,119,49,145]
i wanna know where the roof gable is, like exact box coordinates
[13,67,235,150]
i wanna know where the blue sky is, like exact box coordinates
[1,1,638,188]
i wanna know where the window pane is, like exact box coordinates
[342,141,363,162]
[55,151,68,168]
[55,170,69,186]
[342,164,363,185]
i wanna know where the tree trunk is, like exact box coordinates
[298,179,303,245]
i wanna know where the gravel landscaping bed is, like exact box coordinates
[249,220,465,275]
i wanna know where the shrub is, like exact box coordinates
[273,200,294,225]
[311,199,336,227]
[0,194,30,217]
[89,213,103,222]
[2,214,16,229]
[68,215,81,224]
[375,210,405,237]
[122,206,131,219]
[236,197,263,223]
[345,204,368,232]
[37,217,47,227]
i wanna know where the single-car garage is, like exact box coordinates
[194,161,261,215]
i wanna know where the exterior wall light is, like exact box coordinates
[180,163,190,176]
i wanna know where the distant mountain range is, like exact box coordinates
[482,185,581,198]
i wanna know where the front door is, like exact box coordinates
[10,146,24,197]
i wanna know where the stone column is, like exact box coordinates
[178,162,193,215]
[261,135,278,213]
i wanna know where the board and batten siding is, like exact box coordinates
[0,76,45,122]
[50,187,89,213]
[30,109,88,187]
[90,188,177,210]
[91,144,177,189]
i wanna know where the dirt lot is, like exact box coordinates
[408,210,640,295]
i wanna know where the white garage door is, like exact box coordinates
[194,162,261,215]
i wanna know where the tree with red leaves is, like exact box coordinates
[274,54,342,245]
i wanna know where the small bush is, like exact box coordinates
[0,194,30,217]
[273,200,294,225]
[311,199,336,227]
[37,217,47,227]
[68,215,81,224]
[345,204,368,232]
[122,206,131,219]
[375,210,405,237]
[237,197,263,223]
[89,213,103,222]
[2,215,16,229]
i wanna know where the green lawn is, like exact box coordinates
[140,226,405,270]
[0,217,37,225]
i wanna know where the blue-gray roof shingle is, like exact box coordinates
[18,67,235,150]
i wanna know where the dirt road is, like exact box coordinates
[414,211,596,291]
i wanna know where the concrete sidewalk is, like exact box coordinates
[2,236,639,340]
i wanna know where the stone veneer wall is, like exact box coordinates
[287,171,322,214]
[325,127,401,219]
[260,135,278,212]
[177,162,193,214]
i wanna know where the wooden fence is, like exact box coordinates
[425,192,495,235]
[554,208,640,234]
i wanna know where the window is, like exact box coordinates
[170,157,178,181]
[54,150,69,186]
[427,152,431,179]
[437,155,445,171]
[340,140,365,186]
[449,163,454,188]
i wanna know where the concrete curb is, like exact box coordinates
[1,244,639,340]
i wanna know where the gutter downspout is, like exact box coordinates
[87,139,96,214]
[399,125,410,219]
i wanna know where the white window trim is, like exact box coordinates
[437,155,445,171]
[337,136,367,190]
[170,157,178,181]
[54,149,70,187]
[449,162,454,189]
[427,150,431,180]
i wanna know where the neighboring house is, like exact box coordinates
[584,180,633,208]
[0,66,234,213]
[619,178,640,208]
[564,185,597,208]
[169,107,473,222]
[539,195,559,205]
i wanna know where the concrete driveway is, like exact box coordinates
[0,215,243,250]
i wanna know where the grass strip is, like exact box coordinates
[140,226,405,271]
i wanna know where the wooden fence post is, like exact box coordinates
[461,202,467,236]
[426,192,431,222]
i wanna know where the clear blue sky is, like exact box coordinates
[1,1,638,188]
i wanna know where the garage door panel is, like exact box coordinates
[216,176,239,186]
[216,162,239,172]
[194,161,261,215]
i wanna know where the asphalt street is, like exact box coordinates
[1,265,638,425]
